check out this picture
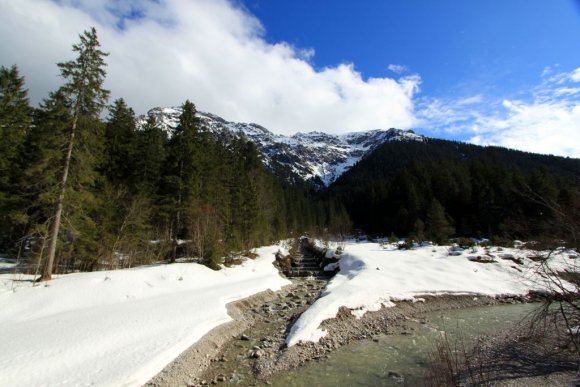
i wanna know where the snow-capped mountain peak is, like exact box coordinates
[138,107,423,186]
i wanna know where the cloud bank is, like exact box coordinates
[0,0,577,157]
[417,67,580,158]
[0,0,419,135]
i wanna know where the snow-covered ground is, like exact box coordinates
[0,240,576,386]
[286,241,578,346]
[0,244,290,387]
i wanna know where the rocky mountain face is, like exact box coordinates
[139,107,423,187]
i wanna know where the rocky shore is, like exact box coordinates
[146,275,547,387]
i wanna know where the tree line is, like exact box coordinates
[0,28,351,279]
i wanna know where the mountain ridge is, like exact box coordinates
[138,106,423,187]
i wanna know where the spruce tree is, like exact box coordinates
[0,65,32,249]
[135,115,167,195]
[425,199,455,244]
[40,28,109,281]
[164,100,200,262]
[103,98,137,186]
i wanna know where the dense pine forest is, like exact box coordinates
[327,139,580,247]
[0,29,349,279]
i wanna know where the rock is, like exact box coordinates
[216,374,226,382]
[240,334,250,341]
[252,349,265,358]
[388,371,404,383]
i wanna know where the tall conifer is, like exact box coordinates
[0,65,32,249]
[40,28,109,280]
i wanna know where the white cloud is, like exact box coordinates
[387,64,407,74]
[469,100,580,158]
[418,68,580,158]
[456,95,483,106]
[0,0,419,135]
[570,67,580,82]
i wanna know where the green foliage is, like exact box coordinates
[409,219,425,243]
[328,138,580,244]
[103,98,137,185]
[456,237,475,249]
[490,235,513,248]
[0,65,32,250]
[134,115,166,195]
[2,28,349,274]
[426,199,455,244]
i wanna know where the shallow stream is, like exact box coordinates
[269,302,538,386]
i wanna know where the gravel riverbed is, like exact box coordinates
[146,278,576,387]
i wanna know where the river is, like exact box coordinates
[269,302,538,386]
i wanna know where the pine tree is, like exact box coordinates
[425,199,455,244]
[40,28,109,281]
[164,100,201,262]
[0,65,32,249]
[103,98,137,186]
[135,115,166,195]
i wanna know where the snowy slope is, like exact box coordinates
[0,245,290,387]
[139,107,423,186]
[286,242,578,346]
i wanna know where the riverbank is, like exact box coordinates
[146,280,550,386]
[146,278,329,386]
[145,240,578,386]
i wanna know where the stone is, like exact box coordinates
[240,334,250,341]
[252,349,264,358]
[388,371,404,383]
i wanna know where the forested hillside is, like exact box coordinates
[327,138,580,245]
[0,29,350,278]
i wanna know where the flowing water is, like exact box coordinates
[269,303,538,386]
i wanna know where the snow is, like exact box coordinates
[0,244,290,387]
[3,238,572,384]
[286,241,577,346]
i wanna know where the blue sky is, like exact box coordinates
[246,1,580,88]
[0,0,579,157]
[243,0,580,142]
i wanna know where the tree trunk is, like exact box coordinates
[170,160,184,263]
[40,114,78,281]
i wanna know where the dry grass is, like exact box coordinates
[426,332,489,386]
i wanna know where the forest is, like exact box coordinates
[0,29,349,279]
[327,138,580,247]
[1,28,579,280]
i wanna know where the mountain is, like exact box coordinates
[138,107,423,187]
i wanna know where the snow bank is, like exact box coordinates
[286,242,577,346]
[0,245,290,387]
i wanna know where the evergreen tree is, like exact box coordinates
[0,65,32,249]
[103,98,137,186]
[135,115,166,195]
[425,199,455,244]
[164,100,201,261]
[40,27,109,280]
